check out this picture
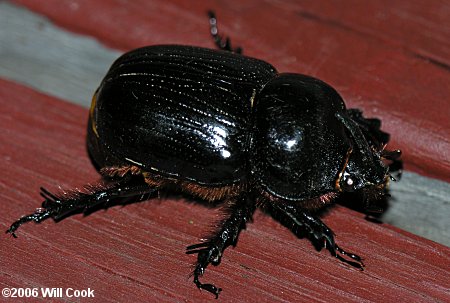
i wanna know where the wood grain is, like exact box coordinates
[2,1,450,301]
[1,1,449,246]
[1,78,449,302]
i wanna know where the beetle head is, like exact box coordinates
[253,73,397,203]
[335,112,393,196]
[336,148,388,193]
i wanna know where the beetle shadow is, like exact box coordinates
[335,192,391,224]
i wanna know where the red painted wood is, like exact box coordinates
[1,79,449,302]
[12,0,450,183]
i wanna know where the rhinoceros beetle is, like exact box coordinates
[7,11,401,298]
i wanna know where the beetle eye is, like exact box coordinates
[340,172,359,192]
[346,177,354,186]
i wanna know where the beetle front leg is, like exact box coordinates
[346,109,403,179]
[346,109,389,149]
[6,176,156,237]
[186,194,255,298]
[269,202,364,269]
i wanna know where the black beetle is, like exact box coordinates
[8,11,401,298]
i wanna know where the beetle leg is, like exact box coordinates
[269,202,364,269]
[186,194,255,298]
[6,176,156,237]
[346,109,403,179]
[346,109,389,149]
[208,11,242,54]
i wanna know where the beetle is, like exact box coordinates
[7,11,401,298]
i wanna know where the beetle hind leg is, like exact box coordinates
[208,11,242,54]
[186,193,255,298]
[269,202,364,269]
[6,176,156,237]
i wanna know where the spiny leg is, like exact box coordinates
[207,11,242,54]
[346,109,403,179]
[186,193,255,298]
[346,108,389,149]
[269,202,364,269]
[6,176,156,237]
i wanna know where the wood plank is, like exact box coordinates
[384,173,450,246]
[270,0,450,67]
[11,0,450,183]
[1,78,449,302]
[2,1,449,247]
[0,2,120,107]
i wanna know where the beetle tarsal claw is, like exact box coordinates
[6,208,53,238]
[188,250,223,299]
[334,244,365,269]
[193,275,222,299]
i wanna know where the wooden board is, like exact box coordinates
[1,78,449,302]
[1,1,449,247]
[1,1,450,302]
